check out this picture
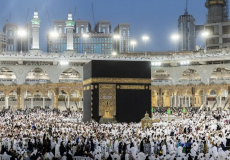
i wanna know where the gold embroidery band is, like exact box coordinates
[83,78,151,85]
[119,85,145,90]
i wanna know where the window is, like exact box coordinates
[81,28,84,33]
[9,31,12,37]
[59,28,62,33]
[103,29,105,33]
[76,27,79,33]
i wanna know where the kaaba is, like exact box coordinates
[83,60,151,123]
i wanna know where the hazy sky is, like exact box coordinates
[0,0,208,52]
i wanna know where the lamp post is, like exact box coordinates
[113,35,120,53]
[17,29,26,54]
[82,33,89,54]
[171,34,179,52]
[130,41,137,53]
[49,31,58,53]
[112,51,117,56]
[142,36,149,55]
[202,31,209,52]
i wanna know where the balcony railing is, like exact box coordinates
[0,48,230,61]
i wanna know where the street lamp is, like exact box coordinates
[17,29,26,54]
[142,36,149,55]
[82,34,89,54]
[113,35,120,53]
[49,31,59,53]
[112,52,117,56]
[130,41,137,53]
[171,34,179,52]
[202,31,209,51]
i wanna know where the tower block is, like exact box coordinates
[30,8,41,54]
[65,10,76,54]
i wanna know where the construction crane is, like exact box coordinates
[73,6,77,21]
[6,14,11,23]
[25,8,29,25]
[46,6,52,28]
[91,3,96,29]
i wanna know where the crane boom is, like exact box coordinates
[73,6,77,21]
[25,8,29,25]
[46,6,52,28]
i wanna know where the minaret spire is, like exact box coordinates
[30,6,41,53]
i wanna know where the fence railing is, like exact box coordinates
[73,156,91,160]
[1,48,230,61]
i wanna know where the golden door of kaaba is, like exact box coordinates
[99,84,116,120]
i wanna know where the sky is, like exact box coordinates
[0,0,208,52]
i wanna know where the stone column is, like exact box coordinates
[5,96,9,109]
[219,96,222,108]
[174,95,177,107]
[21,94,24,110]
[204,96,207,108]
[17,95,21,110]
[51,93,54,109]
[67,96,70,108]
[54,95,58,109]
[31,97,33,109]
[178,96,180,107]
[192,95,195,107]
[43,97,45,109]
[189,96,191,107]
[170,96,172,107]
[185,96,187,107]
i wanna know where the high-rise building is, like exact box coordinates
[178,10,196,51]
[0,32,6,51]
[114,23,130,53]
[95,21,111,33]
[75,20,91,34]
[47,19,126,54]
[3,23,18,51]
[205,0,230,49]
[22,22,33,52]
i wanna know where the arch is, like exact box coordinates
[59,68,82,83]
[151,90,158,96]
[8,91,17,102]
[0,67,17,83]
[162,90,170,96]
[219,89,228,97]
[184,89,192,96]
[209,90,217,96]
[210,67,230,82]
[25,67,50,83]
[0,91,5,102]
[58,90,69,101]
[151,69,172,82]
[196,90,205,96]
[179,68,201,82]
[70,90,81,97]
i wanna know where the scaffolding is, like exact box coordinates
[223,0,229,21]
[206,0,229,23]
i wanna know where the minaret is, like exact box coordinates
[31,7,41,51]
[65,9,74,51]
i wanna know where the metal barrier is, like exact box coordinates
[0,155,12,160]
[73,156,91,160]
